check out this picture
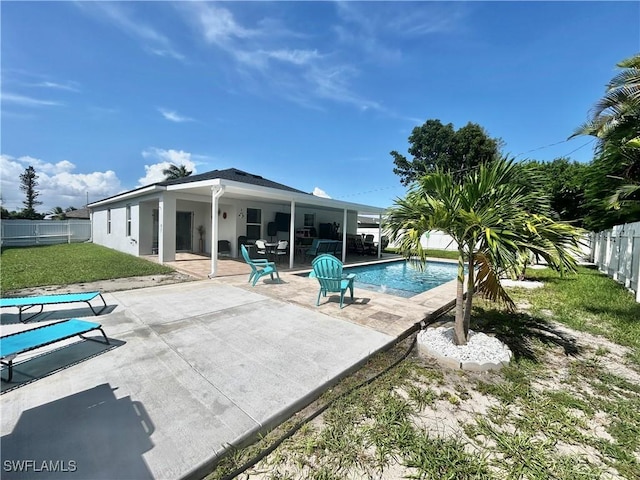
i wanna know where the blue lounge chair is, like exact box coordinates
[305,239,339,262]
[240,244,281,286]
[0,291,107,323]
[304,238,322,262]
[309,254,356,308]
[1,318,110,382]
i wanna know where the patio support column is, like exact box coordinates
[342,209,348,262]
[377,213,383,258]
[158,194,176,263]
[208,185,225,278]
[289,200,296,269]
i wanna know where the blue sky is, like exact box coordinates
[2,1,639,213]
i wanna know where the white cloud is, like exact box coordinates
[185,2,256,46]
[0,154,121,212]
[312,187,331,199]
[335,2,466,37]
[180,3,382,112]
[158,108,194,123]
[138,148,198,186]
[266,48,321,66]
[34,81,80,92]
[76,2,185,61]
[3,93,62,107]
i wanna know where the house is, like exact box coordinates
[65,208,91,219]
[88,168,387,276]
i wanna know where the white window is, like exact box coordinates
[246,208,261,240]
[304,213,315,227]
[126,205,131,236]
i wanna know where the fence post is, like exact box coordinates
[636,241,640,303]
[68,221,71,244]
[615,227,623,282]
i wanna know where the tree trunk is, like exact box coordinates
[463,254,474,340]
[518,257,529,281]
[453,250,467,345]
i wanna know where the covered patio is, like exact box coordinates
[89,168,388,279]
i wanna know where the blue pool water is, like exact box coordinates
[344,260,458,298]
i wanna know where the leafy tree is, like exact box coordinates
[582,149,640,231]
[384,157,583,345]
[19,165,43,219]
[572,53,640,229]
[163,164,192,180]
[391,119,501,185]
[608,138,640,209]
[523,158,589,227]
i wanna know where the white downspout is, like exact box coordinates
[208,185,225,278]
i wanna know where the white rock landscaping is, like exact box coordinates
[417,326,513,371]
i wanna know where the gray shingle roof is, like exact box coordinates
[159,168,308,194]
[65,208,90,219]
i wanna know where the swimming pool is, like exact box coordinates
[344,260,458,298]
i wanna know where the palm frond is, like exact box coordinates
[474,251,515,310]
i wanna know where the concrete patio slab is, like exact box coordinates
[1,281,394,480]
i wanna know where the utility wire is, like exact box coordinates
[514,137,596,160]
[513,139,570,159]
[338,137,596,201]
[559,139,595,158]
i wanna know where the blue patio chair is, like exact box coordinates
[240,244,280,286]
[309,254,356,308]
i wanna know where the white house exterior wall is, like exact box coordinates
[92,201,140,256]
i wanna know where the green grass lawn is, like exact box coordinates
[206,264,640,480]
[1,243,174,292]
[518,265,640,362]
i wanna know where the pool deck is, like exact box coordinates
[163,253,459,337]
[0,254,458,480]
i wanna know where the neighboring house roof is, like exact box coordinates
[358,215,381,223]
[64,208,90,219]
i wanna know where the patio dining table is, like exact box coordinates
[264,242,279,261]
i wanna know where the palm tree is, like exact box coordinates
[572,54,640,220]
[385,158,584,345]
[162,164,192,180]
[48,206,67,220]
[573,54,640,144]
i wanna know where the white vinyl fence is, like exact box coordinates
[591,221,640,302]
[1,220,92,247]
[382,230,458,251]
